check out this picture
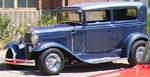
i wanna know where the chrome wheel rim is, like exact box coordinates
[45,53,61,72]
[136,46,145,62]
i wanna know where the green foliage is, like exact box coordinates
[0,13,57,49]
[14,13,57,41]
[147,12,150,35]
[15,13,57,36]
[0,14,11,40]
[37,13,57,26]
[15,22,28,38]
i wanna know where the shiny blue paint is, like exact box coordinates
[121,33,148,58]
[34,25,74,34]
[34,25,75,51]
[111,20,147,57]
[32,42,98,64]
[27,2,147,63]
[70,2,143,10]
[85,22,113,52]
[3,41,26,59]
[71,26,85,52]
[4,2,148,64]
[3,41,17,49]
[33,42,70,52]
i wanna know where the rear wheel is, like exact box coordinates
[128,40,146,67]
[38,48,65,75]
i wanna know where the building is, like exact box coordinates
[0,0,149,27]
[0,0,113,14]
[0,0,112,27]
[117,0,149,8]
[0,0,149,14]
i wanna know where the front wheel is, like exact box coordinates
[128,40,146,67]
[38,48,65,75]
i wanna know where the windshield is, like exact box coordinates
[56,11,82,25]
[140,38,150,64]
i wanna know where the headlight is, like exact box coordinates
[26,23,33,33]
[26,23,39,46]
[31,32,39,46]
[15,33,22,43]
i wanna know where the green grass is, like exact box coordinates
[147,12,150,35]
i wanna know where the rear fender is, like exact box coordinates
[121,33,148,58]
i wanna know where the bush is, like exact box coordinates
[147,12,150,35]
[15,23,28,39]
[15,13,57,38]
[37,13,57,26]
[0,13,57,49]
[0,14,11,40]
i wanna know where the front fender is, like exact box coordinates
[3,41,18,59]
[121,33,148,58]
[4,41,25,51]
[33,42,72,52]
[4,41,17,49]
[3,41,25,59]
[33,42,81,59]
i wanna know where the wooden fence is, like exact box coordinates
[0,10,40,28]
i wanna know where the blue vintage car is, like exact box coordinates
[3,2,148,75]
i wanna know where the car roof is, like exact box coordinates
[69,2,144,10]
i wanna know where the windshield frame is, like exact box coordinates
[56,11,83,25]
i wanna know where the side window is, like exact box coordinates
[0,0,37,9]
[0,0,2,8]
[4,0,14,8]
[113,8,137,21]
[86,10,110,23]
[18,0,37,8]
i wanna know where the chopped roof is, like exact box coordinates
[69,2,144,10]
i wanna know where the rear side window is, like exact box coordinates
[86,10,110,23]
[113,8,137,21]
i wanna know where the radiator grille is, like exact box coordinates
[24,33,33,59]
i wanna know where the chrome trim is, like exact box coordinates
[24,43,32,44]
[28,46,33,53]
[136,46,145,62]
[71,30,74,52]
[45,53,61,72]
[85,57,120,64]
[0,57,35,66]
[10,47,16,59]
[31,33,39,47]
[26,23,33,33]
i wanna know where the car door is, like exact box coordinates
[111,8,140,50]
[85,10,113,52]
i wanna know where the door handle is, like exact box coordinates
[72,29,76,34]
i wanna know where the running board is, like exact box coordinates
[85,57,120,64]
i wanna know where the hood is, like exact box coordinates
[34,24,74,34]
[32,24,75,43]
